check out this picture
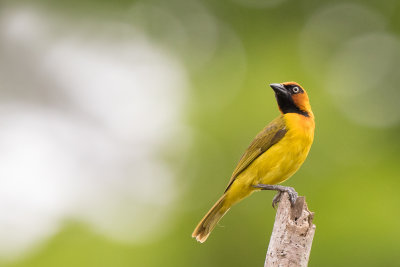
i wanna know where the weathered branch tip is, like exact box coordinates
[265,192,315,267]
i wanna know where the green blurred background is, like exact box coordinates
[0,0,400,266]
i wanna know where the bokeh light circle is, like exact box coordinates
[325,32,400,127]
[300,3,386,76]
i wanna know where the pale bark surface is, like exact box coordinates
[264,193,315,267]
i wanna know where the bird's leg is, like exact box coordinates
[252,184,298,208]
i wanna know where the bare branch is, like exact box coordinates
[265,192,316,267]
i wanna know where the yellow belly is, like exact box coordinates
[224,113,314,206]
[252,130,312,185]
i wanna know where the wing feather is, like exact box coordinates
[224,116,287,192]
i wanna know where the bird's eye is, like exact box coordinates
[292,86,300,93]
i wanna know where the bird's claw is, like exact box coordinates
[285,187,298,207]
[272,191,282,209]
[253,184,298,208]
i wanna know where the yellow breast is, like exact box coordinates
[247,113,315,185]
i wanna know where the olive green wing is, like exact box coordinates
[224,116,287,192]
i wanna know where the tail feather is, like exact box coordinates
[192,194,229,243]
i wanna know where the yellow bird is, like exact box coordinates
[192,82,315,243]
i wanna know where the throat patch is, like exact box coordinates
[276,95,309,117]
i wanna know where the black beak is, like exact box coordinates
[270,83,287,95]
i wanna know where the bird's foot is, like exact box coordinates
[252,184,298,208]
[271,191,283,209]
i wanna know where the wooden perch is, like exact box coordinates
[264,192,315,267]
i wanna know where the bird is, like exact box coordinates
[192,82,315,243]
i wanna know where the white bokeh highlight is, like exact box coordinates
[0,6,189,258]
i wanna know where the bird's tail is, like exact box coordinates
[192,194,229,243]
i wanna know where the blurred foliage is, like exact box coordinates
[2,0,400,266]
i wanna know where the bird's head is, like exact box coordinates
[270,82,312,117]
